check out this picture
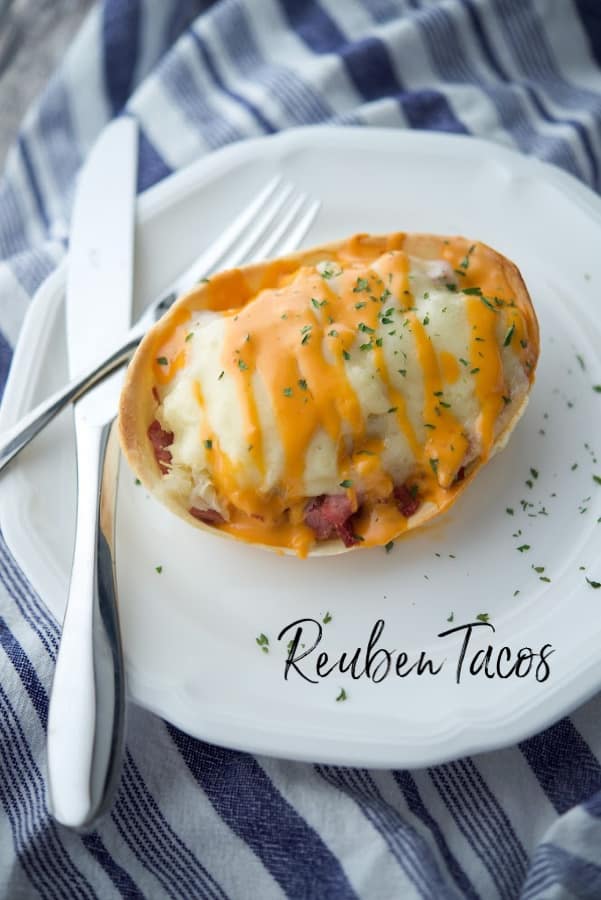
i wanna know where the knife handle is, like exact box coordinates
[47,414,125,829]
[0,328,142,474]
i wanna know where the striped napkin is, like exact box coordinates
[1,1,601,897]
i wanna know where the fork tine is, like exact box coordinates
[167,175,282,295]
[217,181,295,271]
[276,199,321,257]
[248,191,308,262]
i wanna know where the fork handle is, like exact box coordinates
[47,414,125,829]
[0,327,143,474]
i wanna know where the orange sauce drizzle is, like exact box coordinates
[150,237,536,555]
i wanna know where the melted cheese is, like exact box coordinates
[151,239,534,556]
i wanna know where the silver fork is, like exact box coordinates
[0,176,320,473]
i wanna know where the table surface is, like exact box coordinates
[0,0,93,168]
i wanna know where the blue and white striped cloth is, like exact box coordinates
[2,1,601,896]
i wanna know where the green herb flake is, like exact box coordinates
[358,322,374,334]
[353,277,370,293]
[135,478,141,486]
[533,565,545,573]
[375,337,383,347]
[155,565,163,574]
[199,276,211,284]
[423,314,430,325]
[360,342,373,352]
[594,475,601,486]
[577,353,586,371]
[298,379,308,391]
[336,688,348,702]
[256,633,269,653]
[185,332,194,342]
[204,439,213,450]
[463,286,482,296]
[156,356,168,366]
[517,544,531,552]
[476,612,490,623]
[503,323,515,347]
[470,367,480,375]
[398,368,407,377]
[339,479,353,489]
[593,385,601,393]
[218,370,224,381]
[238,359,248,371]
[311,297,327,309]
[343,349,351,360]
[506,507,514,515]
[586,577,601,589]
[323,611,333,624]
[430,458,439,476]
[385,541,394,554]
[387,407,398,414]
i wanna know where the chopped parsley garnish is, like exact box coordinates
[423,314,430,325]
[586,577,601,589]
[506,507,514,515]
[355,301,366,310]
[135,478,141,486]
[283,387,293,397]
[339,479,353,488]
[424,423,436,429]
[476,612,490,623]
[459,358,469,366]
[336,688,348,702]
[398,369,407,377]
[530,467,539,479]
[382,317,394,325]
[463,286,482,296]
[517,544,530,552]
[577,353,586,371]
[380,288,392,303]
[532,565,545,573]
[155,565,163,574]
[439,400,451,409]
[185,332,194,342]
[446,283,457,292]
[375,337,383,347]
[360,342,372,352]
[594,475,601,486]
[353,277,370,293]
[301,325,312,345]
[387,407,398,414]
[502,395,511,405]
[470,367,480,375]
[429,458,439,475]
[503,324,515,347]
[343,349,351,360]
[311,297,327,309]
[218,370,224,380]
[238,359,248,370]
[594,385,601,393]
[328,329,339,337]
[256,633,269,653]
[199,276,211,284]
[433,390,443,397]
[323,611,333,624]
[447,612,454,623]
[156,356,168,366]
[320,264,341,280]
[385,541,394,553]
[459,245,476,270]
[298,379,308,391]
[204,439,213,449]
[358,322,374,334]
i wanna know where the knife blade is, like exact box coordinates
[47,117,138,829]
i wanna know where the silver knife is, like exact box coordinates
[47,117,138,829]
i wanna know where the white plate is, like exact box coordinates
[2,127,601,768]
